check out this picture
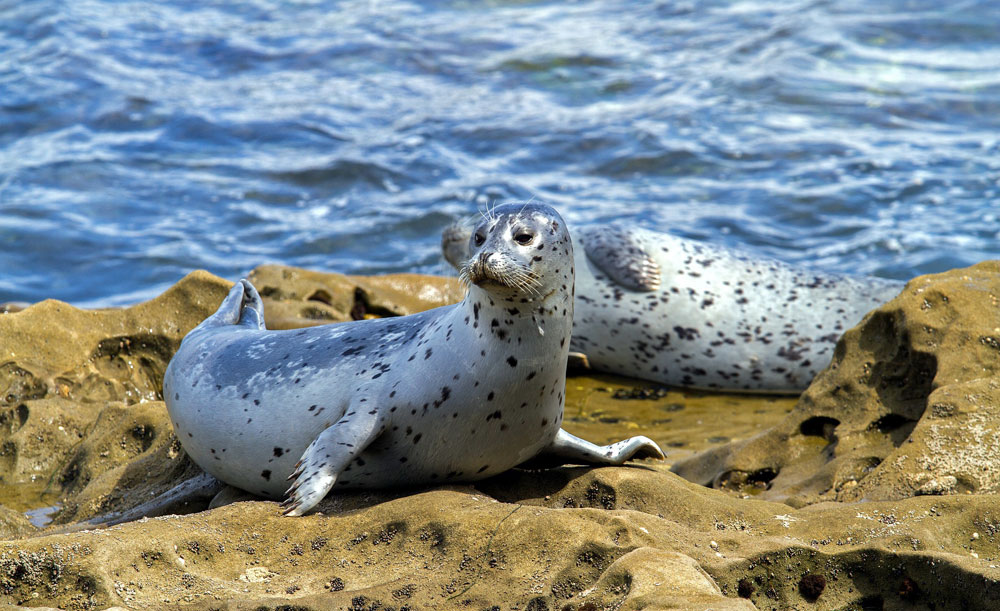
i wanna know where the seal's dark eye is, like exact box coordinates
[473,232,485,246]
[514,232,534,245]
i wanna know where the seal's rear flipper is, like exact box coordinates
[203,281,249,327]
[536,428,664,466]
[201,279,266,330]
[46,473,226,534]
[281,408,385,516]
[237,279,265,330]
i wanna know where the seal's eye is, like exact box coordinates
[513,232,534,245]
[473,232,485,246]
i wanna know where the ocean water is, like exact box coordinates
[1,0,998,307]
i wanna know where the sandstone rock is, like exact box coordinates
[0,265,996,610]
[673,261,1000,506]
[246,264,464,329]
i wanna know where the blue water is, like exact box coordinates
[2,0,999,307]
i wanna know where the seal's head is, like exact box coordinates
[441,218,474,270]
[459,203,572,299]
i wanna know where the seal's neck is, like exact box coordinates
[460,283,573,343]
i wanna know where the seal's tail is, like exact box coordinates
[202,279,266,331]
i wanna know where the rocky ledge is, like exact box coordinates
[0,263,997,610]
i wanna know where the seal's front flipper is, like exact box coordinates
[281,409,385,516]
[579,226,661,292]
[539,429,664,466]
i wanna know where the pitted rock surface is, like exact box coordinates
[0,265,997,610]
[673,261,1000,506]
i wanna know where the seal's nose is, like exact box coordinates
[467,250,498,286]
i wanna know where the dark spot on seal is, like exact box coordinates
[261,470,271,481]
[433,386,452,408]
[507,356,518,367]
[273,447,284,457]
[413,433,422,444]
[487,391,495,401]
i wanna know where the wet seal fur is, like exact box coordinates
[443,220,903,393]
[164,203,663,516]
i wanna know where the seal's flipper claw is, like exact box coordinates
[617,435,666,461]
[567,351,591,372]
[536,429,665,467]
[579,226,661,292]
[282,408,385,517]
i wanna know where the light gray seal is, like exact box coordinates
[443,218,903,393]
[164,203,663,516]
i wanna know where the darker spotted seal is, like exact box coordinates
[164,203,663,516]
[443,220,903,393]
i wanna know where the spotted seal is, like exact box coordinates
[443,218,903,393]
[164,203,663,516]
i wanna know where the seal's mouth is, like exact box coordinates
[462,258,506,288]
[460,253,541,296]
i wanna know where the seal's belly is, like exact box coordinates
[165,327,566,497]
[167,379,563,497]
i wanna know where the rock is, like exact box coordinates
[0,303,30,315]
[0,264,997,610]
[1,466,998,609]
[673,261,1000,505]
[246,264,464,329]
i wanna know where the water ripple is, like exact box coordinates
[1,0,998,305]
